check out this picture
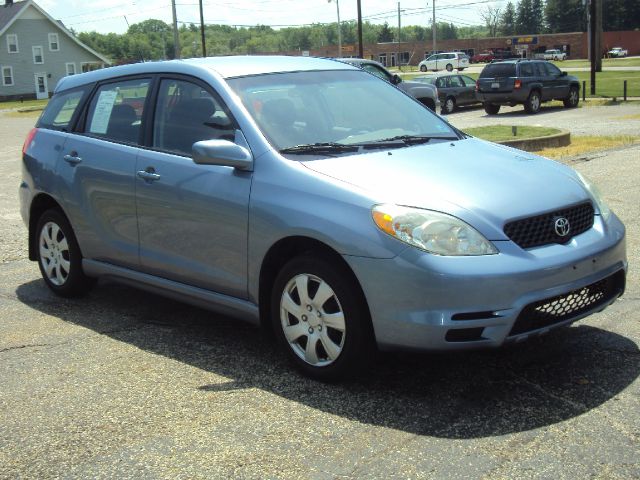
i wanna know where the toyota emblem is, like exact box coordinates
[554,217,571,237]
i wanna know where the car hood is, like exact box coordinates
[300,137,591,240]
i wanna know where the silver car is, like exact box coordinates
[20,56,627,380]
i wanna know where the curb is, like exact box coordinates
[497,129,571,152]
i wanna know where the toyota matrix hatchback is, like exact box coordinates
[20,56,626,380]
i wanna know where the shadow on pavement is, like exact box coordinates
[16,278,639,440]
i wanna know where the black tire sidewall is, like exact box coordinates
[420,65,427,72]
[444,97,455,114]
[35,209,93,297]
[484,102,500,115]
[526,91,541,113]
[446,64,453,72]
[270,254,373,381]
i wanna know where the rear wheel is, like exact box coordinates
[524,90,541,114]
[563,86,579,108]
[419,64,427,72]
[35,209,95,297]
[484,102,500,115]
[446,63,453,72]
[442,96,456,115]
[271,254,374,381]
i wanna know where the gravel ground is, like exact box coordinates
[0,109,639,479]
[448,102,640,137]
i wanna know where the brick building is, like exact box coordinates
[293,30,640,66]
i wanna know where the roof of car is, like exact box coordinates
[55,55,356,92]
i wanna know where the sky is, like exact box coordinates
[36,0,508,35]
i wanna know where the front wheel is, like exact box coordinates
[446,63,453,72]
[563,86,579,108]
[419,64,427,72]
[35,209,95,297]
[271,254,374,381]
[524,90,541,114]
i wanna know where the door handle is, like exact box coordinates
[137,169,161,182]
[63,153,82,165]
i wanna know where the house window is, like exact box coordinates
[2,66,14,86]
[33,46,44,64]
[66,62,76,75]
[6,34,18,53]
[48,33,59,51]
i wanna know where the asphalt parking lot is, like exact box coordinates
[1,106,639,479]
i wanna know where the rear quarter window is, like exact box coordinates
[479,64,516,78]
[37,86,90,131]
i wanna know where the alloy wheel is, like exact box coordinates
[39,221,71,286]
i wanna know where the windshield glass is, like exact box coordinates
[227,70,457,152]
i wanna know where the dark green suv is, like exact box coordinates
[476,59,580,115]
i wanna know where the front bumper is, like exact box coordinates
[344,214,627,351]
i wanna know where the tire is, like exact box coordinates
[524,90,541,114]
[35,209,95,297]
[484,102,500,115]
[271,254,374,381]
[442,96,456,115]
[563,86,579,108]
[446,63,453,72]
[419,64,427,72]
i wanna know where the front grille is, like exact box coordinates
[509,270,625,336]
[504,202,594,249]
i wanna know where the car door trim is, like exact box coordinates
[83,259,260,325]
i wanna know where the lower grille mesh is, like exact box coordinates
[509,270,625,336]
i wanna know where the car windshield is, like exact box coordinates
[227,70,457,154]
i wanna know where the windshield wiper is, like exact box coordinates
[279,142,360,155]
[369,134,459,146]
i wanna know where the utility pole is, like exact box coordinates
[589,0,596,94]
[171,0,180,59]
[432,0,436,53]
[328,0,342,58]
[595,0,602,72]
[357,0,363,58]
[199,0,206,57]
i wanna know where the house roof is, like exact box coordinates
[0,0,111,64]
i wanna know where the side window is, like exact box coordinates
[461,75,476,87]
[37,86,89,131]
[533,62,547,76]
[152,78,236,156]
[520,63,534,77]
[85,78,150,144]
[545,62,561,76]
[435,77,445,88]
[362,64,391,82]
[449,76,463,87]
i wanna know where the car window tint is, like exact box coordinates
[545,62,562,76]
[449,76,463,87]
[85,78,150,144]
[152,78,236,156]
[479,63,516,78]
[461,75,476,87]
[533,62,547,76]
[38,86,89,131]
[436,77,445,88]
[520,63,534,77]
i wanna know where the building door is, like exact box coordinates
[34,74,48,99]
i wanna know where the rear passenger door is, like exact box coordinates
[58,76,151,269]
[135,76,252,299]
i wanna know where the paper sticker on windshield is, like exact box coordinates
[89,90,118,134]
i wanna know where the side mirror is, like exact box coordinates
[560,71,567,77]
[192,139,253,170]
[392,74,402,85]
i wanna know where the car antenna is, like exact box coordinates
[123,15,146,63]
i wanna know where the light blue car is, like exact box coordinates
[20,56,627,380]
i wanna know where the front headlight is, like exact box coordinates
[576,172,611,221]
[372,204,498,256]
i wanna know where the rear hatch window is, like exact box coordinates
[479,63,517,79]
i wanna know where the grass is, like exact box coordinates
[550,57,640,69]
[532,135,639,159]
[614,113,640,120]
[464,125,561,142]
[0,98,48,110]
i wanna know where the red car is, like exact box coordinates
[470,52,494,63]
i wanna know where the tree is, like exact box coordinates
[378,22,394,42]
[480,5,502,38]
[531,0,545,33]
[545,0,585,33]
[516,0,534,34]
[499,1,517,36]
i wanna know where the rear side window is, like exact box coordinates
[480,63,516,78]
[519,63,534,77]
[37,87,89,131]
[85,78,151,144]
